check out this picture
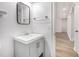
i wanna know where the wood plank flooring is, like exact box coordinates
[56,32,78,57]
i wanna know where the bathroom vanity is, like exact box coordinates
[14,33,45,57]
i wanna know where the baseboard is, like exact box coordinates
[74,47,79,56]
[67,32,74,42]
[70,38,74,41]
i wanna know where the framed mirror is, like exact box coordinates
[17,2,30,25]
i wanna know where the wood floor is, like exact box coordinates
[56,32,78,57]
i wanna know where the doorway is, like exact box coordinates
[55,2,78,57]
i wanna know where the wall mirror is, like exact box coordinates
[17,2,30,25]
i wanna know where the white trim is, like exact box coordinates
[67,32,74,42]
[67,32,71,41]
[74,47,79,56]
[51,2,56,57]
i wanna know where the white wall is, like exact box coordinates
[55,3,62,32]
[67,14,72,40]
[55,2,73,32]
[0,2,32,57]
[67,3,74,41]
[71,6,75,41]
[31,2,54,57]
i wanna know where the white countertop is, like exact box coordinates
[14,33,44,44]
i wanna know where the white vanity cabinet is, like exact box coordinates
[14,41,30,57]
[30,39,44,57]
[37,39,44,56]
[30,42,38,57]
[14,34,45,57]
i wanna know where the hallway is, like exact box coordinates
[56,32,78,57]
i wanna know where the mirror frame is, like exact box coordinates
[17,2,30,25]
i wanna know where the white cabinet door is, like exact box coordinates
[37,39,44,56]
[14,41,30,57]
[30,42,38,57]
[30,39,44,57]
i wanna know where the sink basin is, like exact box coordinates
[14,33,44,44]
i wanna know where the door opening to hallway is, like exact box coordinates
[55,2,78,57]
